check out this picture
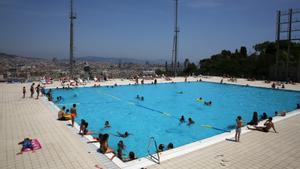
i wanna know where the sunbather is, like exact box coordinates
[247,117,277,133]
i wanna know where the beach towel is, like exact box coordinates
[22,139,42,152]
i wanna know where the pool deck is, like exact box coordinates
[1,76,300,169]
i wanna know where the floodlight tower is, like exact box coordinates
[275,8,300,81]
[171,0,179,76]
[69,0,76,78]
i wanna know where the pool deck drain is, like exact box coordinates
[1,76,300,169]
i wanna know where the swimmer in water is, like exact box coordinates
[187,118,195,126]
[113,131,131,138]
[179,115,185,123]
[197,97,203,102]
[157,144,164,152]
[104,121,111,128]
[204,101,212,106]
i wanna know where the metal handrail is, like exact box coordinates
[147,137,160,164]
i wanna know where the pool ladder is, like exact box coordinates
[147,137,160,164]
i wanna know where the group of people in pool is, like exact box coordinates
[179,115,195,126]
[85,120,137,162]
[136,95,144,101]
[157,143,174,153]
[197,97,212,106]
[55,117,133,161]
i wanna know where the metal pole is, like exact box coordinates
[174,0,179,77]
[275,10,280,80]
[286,8,292,81]
[69,0,76,78]
[171,35,175,74]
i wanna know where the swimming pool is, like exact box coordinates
[51,82,300,158]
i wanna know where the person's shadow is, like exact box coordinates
[225,138,236,142]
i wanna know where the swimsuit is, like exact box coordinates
[262,127,269,132]
[22,139,33,149]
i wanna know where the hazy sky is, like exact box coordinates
[0,0,298,62]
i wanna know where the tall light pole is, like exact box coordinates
[171,0,179,77]
[69,0,76,78]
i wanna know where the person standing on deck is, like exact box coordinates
[30,83,35,98]
[70,104,77,127]
[22,86,26,98]
[235,116,242,142]
[35,84,40,99]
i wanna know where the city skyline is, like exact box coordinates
[0,0,299,62]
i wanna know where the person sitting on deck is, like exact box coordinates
[247,112,258,126]
[111,140,125,161]
[123,151,136,162]
[57,106,71,120]
[87,133,103,144]
[99,134,114,154]
[247,117,278,133]
[79,119,86,134]
[79,119,89,136]
[187,118,195,126]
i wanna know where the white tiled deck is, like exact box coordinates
[1,76,300,169]
[0,83,119,169]
[149,112,300,169]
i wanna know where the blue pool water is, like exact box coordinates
[51,82,300,158]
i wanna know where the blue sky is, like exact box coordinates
[0,0,298,62]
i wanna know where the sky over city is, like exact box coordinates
[0,0,299,62]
